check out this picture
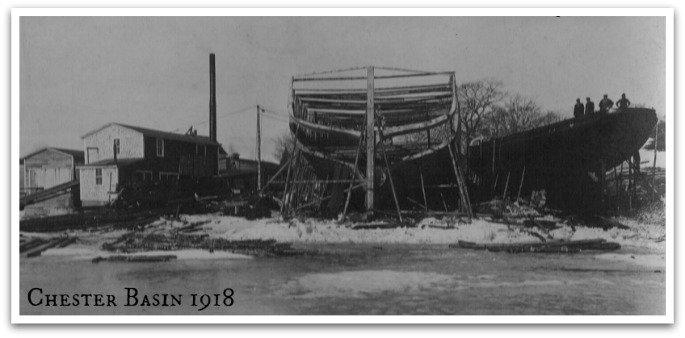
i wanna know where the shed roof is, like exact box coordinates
[77,158,144,168]
[81,123,221,146]
[22,147,85,161]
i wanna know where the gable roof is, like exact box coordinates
[82,122,221,146]
[22,147,85,161]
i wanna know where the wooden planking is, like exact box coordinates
[292,71,453,82]
[83,124,144,163]
[24,149,74,169]
[293,83,451,95]
[79,167,119,205]
[366,67,375,211]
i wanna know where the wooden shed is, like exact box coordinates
[21,147,84,196]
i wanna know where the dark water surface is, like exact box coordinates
[20,244,665,315]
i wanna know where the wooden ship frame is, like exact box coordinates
[276,66,473,220]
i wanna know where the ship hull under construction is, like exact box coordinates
[467,108,658,211]
[283,66,472,217]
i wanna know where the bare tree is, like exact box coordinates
[456,79,506,148]
[479,95,561,139]
[538,110,563,126]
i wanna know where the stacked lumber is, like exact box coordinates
[20,236,78,258]
[92,255,177,263]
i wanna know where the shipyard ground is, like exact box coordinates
[19,209,666,315]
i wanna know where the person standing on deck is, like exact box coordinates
[585,97,595,115]
[599,94,614,114]
[574,98,585,118]
[617,93,631,110]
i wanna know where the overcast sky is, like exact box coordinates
[20,16,665,162]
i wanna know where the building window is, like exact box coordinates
[156,138,164,157]
[113,139,120,155]
[159,172,179,181]
[95,168,102,185]
[136,170,153,181]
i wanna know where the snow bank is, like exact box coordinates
[202,216,544,245]
[177,214,665,251]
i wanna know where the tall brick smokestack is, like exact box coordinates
[209,53,217,142]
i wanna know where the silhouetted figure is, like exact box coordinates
[616,93,631,110]
[599,94,614,114]
[585,97,595,115]
[573,98,584,118]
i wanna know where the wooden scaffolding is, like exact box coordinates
[272,66,473,220]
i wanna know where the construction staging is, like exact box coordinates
[279,66,473,220]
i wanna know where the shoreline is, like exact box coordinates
[23,213,666,270]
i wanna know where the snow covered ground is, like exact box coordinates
[175,214,665,251]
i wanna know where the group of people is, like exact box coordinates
[573,93,631,118]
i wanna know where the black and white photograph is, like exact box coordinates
[11,8,673,323]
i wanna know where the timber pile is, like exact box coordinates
[19,198,222,233]
[102,227,314,257]
[20,236,78,258]
[92,255,177,263]
[20,209,166,233]
[451,238,620,254]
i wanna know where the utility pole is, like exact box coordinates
[653,120,658,173]
[366,66,375,212]
[257,105,262,191]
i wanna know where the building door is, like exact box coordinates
[58,167,72,184]
[43,168,59,189]
[87,148,99,164]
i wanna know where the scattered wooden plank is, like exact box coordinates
[176,220,212,233]
[19,238,46,253]
[24,237,72,258]
[92,255,177,263]
[451,238,620,254]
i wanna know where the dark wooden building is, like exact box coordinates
[78,123,221,206]
[219,153,280,193]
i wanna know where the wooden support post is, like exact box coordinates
[517,166,526,201]
[600,160,606,207]
[613,167,619,209]
[365,66,375,212]
[342,122,365,219]
[502,171,511,200]
[376,117,402,222]
[108,172,113,204]
[260,156,293,194]
[653,121,658,174]
[419,165,428,211]
[256,105,262,191]
[448,142,473,219]
[280,149,296,215]
[491,139,496,175]
[628,158,633,210]
[619,162,624,198]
